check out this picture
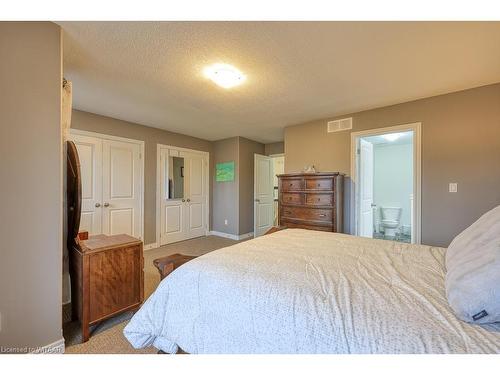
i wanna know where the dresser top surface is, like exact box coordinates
[79,234,142,252]
[277,172,345,177]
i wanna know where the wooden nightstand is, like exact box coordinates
[69,234,144,342]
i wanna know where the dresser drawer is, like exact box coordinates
[281,178,303,191]
[281,206,332,222]
[281,192,303,205]
[305,178,333,191]
[305,193,333,206]
[281,220,333,232]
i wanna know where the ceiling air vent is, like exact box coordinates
[327,117,352,133]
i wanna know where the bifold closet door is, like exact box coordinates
[71,133,143,240]
[72,134,103,235]
[101,139,142,239]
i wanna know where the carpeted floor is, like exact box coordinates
[64,235,241,354]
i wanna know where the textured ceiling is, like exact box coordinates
[59,22,500,143]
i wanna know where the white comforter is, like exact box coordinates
[124,229,500,353]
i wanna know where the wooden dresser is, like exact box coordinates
[278,172,344,232]
[69,234,144,342]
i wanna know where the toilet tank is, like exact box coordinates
[381,207,402,221]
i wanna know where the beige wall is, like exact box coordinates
[239,138,265,235]
[285,83,500,247]
[212,137,265,236]
[264,142,284,156]
[212,137,240,235]
[71,110,213,245]
[0,22,63,350]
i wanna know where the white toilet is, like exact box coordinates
[380,207,402,238]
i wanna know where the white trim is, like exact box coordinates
[350,122,422,244]
[30,338,65,354]
[209,231,254,241]
[69,129,145,241]
[156,144,210,246]
[143,242,158,251]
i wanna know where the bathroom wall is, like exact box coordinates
[373,142,413,232]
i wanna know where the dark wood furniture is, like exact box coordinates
[278,172,344,232]
[153,253,198,281]
[264,226,287,235]
[70,234,144,342]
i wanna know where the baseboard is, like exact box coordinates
[31,338,65,354]
[237,232,254,240]
[209,231,254,241]
[143,242,158,251]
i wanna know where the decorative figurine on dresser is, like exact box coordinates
[278,172,344,232]
[67,141,144,343]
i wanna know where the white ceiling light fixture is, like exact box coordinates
[204,63,246,89]
[382,133,403,142]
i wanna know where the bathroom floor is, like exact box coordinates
[373,232,411,243]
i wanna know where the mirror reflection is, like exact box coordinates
[168,156,184,199]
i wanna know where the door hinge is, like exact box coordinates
[357,148,360,155]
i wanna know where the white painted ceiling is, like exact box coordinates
[59,22,500,143]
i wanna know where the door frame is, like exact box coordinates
[156,144,210,246]
[69,129,145,241]
[350,122,422,244]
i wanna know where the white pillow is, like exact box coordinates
[445,205,500,324]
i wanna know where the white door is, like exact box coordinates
[254,154,274,237]
[358,138,374,238]
[70,131,144,240]
[159,147,208,245]
[71,134,102,235]
[184,151,208,239]
[101,139,143,239]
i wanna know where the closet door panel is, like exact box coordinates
[71,134,103,235]
[159,148,187,245]
[184,151,208,239]
[102,140,142,239]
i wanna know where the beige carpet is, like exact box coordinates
[64,235,241,354]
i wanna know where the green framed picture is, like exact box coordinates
[216,161,235,182]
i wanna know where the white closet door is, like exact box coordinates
[71,134,102,235]
[159,148,187,245]
[101,139,142,239]
[184,151,208,239]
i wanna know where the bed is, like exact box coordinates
[123,229,500,354]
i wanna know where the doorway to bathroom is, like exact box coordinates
[351,123,421,244]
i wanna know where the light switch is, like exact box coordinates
[449,183,458,193]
